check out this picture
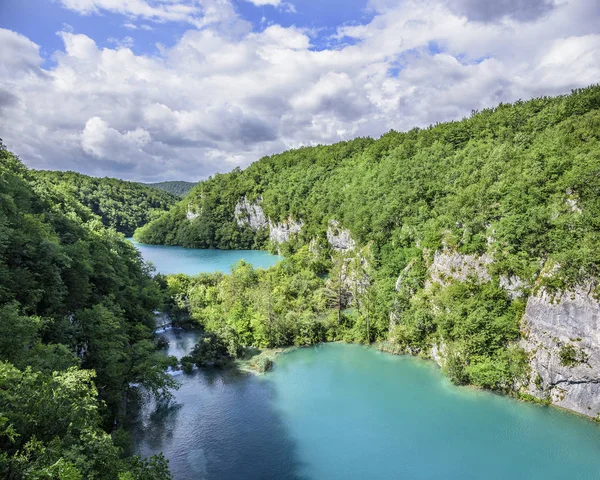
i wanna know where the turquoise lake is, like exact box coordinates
[132,330,600,480]
[128,239,282,275]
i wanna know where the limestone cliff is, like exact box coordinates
[392,248,600,418]
[327,220,356,252]
[426,250,492,287]
[268,218,303,244]
[234,196,268,230]
[521,285,600,418]
[233,197,303,244]
[186,205,199,220]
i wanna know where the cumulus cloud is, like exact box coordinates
[0,0,599,181]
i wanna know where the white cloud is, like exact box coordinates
[0,0,599,181]
[81,117,152,162]
[243,0,296,11]
[58,0,241,29]
[107,36,135,48]
[244,0,282,6]
[123,22,153,30]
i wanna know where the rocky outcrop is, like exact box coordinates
[426,250,492,287]
[499,274,528,299]
[327,220,356,252]
[521,284,600,418]
[429,343,445,367]
[388,246,600,418]
[186,205,199,220]
[233,196,302,243]
[395,259,417,292]
[234,196,268,230]
[269,218,303,244]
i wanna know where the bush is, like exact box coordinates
[255,356,273,373]
[559,344,587,367]
[189,332,231,367]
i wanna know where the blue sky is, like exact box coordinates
[1,0,374,62]
[0,0,599,181]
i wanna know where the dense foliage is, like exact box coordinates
[166,245,387,355]
[145,181,197,197]
[139,85,600,287]
[140,86,600,392]
[35,170,178,236]
[0,145,173,479]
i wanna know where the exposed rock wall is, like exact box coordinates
[327,220,356,251]
[268,218,303,244]
[234,196,268,230]
[521,285,600,418]
[390,249,600,418]
[233,196,303,244]
[426,250,492,287]
[499,275,527,300]
[186,206,199,220]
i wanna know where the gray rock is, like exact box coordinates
[429,343,445,367]
[521,284,600,418]
[234,196,268,230]
[269,218,303,244]
[327,220,356,252]
[186,206,199,220]
[395,258,417,291]
[499,274,528,299]
[426,250,492,287]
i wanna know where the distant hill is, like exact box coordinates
[34,170,178,236]
[146,181,197,197]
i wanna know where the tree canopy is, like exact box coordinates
[0,143,173,479]
[35,170,178,237]
[139,85,600,392]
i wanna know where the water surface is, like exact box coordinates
[128,239,282,275]
[132,333,600,480]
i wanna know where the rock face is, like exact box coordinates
[499,274,527,299]
[426,250,492,287]
[234,197,268,230]
[186,206,199,220]
[388,247,600,418]
[269,218,303,244]
[233,196,302,244]
[521,285,600,418]
[327,220,356,251]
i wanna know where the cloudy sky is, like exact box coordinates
[1,0,599,182]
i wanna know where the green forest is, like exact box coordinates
[145,181,197,197]
[139,85,600,391]
[36,170,178,237]
[3,85,600,476]
[0,144,174,479]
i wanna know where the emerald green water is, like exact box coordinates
[133,335,600,479]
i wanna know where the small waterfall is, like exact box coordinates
[154,310,172,333]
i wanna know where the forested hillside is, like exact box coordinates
[0,144,173,479]
[146,181,197,197]
[139,86,600,402]
[35,170,178,236]
[138,86,600,287]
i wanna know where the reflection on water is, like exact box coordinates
[130,329,305,480]
[132,332,600,480]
